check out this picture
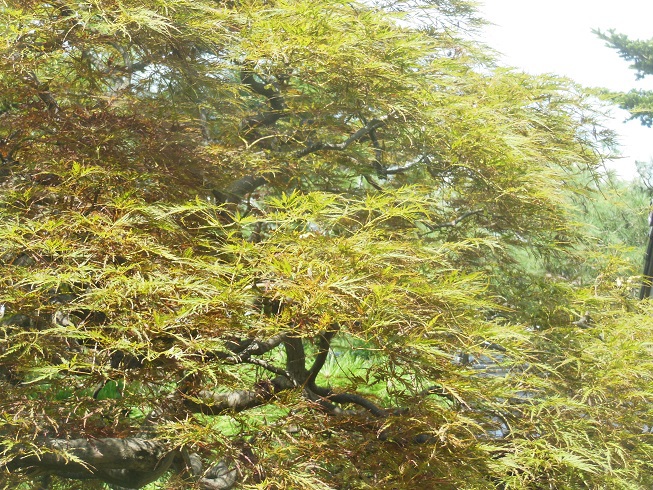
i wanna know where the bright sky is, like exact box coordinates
[478,0,653,180]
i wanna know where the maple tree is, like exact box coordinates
[1,1,652,489]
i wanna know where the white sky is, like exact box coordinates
[478,0,653,179]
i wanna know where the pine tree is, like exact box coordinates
[596,29,653,126]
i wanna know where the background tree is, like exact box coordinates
[596,29,653,126]
[0,1,652,489]
[596,28,653,298]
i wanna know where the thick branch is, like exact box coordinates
[283,336,308,384]
[368,127,387,178]
[223,332,287,363]
[198,460,238,490]
[183,375,294,415]
[306,325,339,384]
[240,70,286,132]
[5,437,174,487]
[309,383,389,418]
[213,174,270,204]
[22,72,59,113]
[386,159,422,175]
[6,438,238,489]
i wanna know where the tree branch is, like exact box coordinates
[307,325,339,384]
[5,438,239,489]
[368,127,387,178]
[214,113,394,205]
[385,159,422,175]
[22,72,59,114]
[363,174,383,191]
[294,116,389,159]
[423,209,483,231]
[212,174,270,204]
[198,460,238,490]
[240,70,286,133]
[309,384,389,418]
[223,333,287,363]
[283,336,308,384]
[4,437,174,487]
[183,375,294,416]
[241,357,292,378]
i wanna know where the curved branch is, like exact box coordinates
[183,375,294,415]
[309,383,388,418]
[240,70,286,132]
[199,460,238,490]
[4,437,174,487]
[324,391,389,418]
[5,438,239,489]
[294,116,389,159]
[223,333,287,363]
[215,114,394,205]
[306,325,339,384]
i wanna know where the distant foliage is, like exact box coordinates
[596,29,653,126]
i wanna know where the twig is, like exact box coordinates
[363,175,383,191]
[423,209,483,232]
[242,357,293,380]
[294,116,389,159]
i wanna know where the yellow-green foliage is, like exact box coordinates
[0,1,649,489]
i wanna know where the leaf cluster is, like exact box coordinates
[0,1,649,489]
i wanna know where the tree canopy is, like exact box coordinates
[1,1,652,489]
[596,28,653,126]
